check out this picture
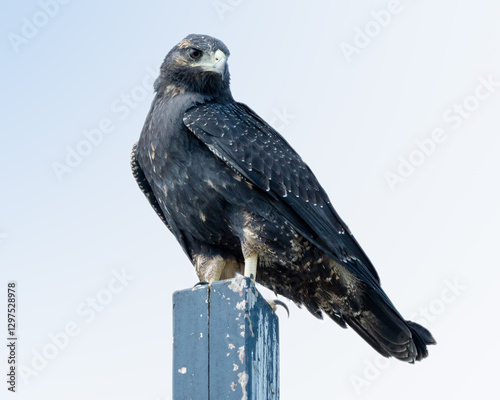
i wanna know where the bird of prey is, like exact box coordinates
[131,34,435,362]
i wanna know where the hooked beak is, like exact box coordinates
[200,49,227,78]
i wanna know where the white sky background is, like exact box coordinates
[1,0,500,399]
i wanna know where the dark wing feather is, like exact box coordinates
[131,142,170,229]
[131,141,193,259]
[183,102,383,291]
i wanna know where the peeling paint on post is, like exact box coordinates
[173,284,209,398]
[173,276,280,399]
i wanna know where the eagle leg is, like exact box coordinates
[243,253,258,280]
[195,255,226,283]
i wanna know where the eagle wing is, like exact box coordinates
[131,141,192,259]
[131,142,170,229]
[183,102,384,294]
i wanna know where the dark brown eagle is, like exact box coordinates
[131,34,435,362]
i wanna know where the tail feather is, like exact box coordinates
[406,320,436,361]
[338,286,436,363]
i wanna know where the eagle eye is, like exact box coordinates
[189,48,203,60]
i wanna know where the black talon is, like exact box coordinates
[193,281,209,288]
[271,299,290,318]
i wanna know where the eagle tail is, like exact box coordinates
[342,286,436,362]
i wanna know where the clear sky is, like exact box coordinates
[2,1,500,399]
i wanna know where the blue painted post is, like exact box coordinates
[172,282,210,398]
[172,276,280,400]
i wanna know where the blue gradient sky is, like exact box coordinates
[2,1,500,399]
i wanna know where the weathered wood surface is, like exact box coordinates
[173,276,280,400]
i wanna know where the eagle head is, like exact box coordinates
[155,34,232,101]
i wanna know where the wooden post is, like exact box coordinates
[173,276,280,400]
